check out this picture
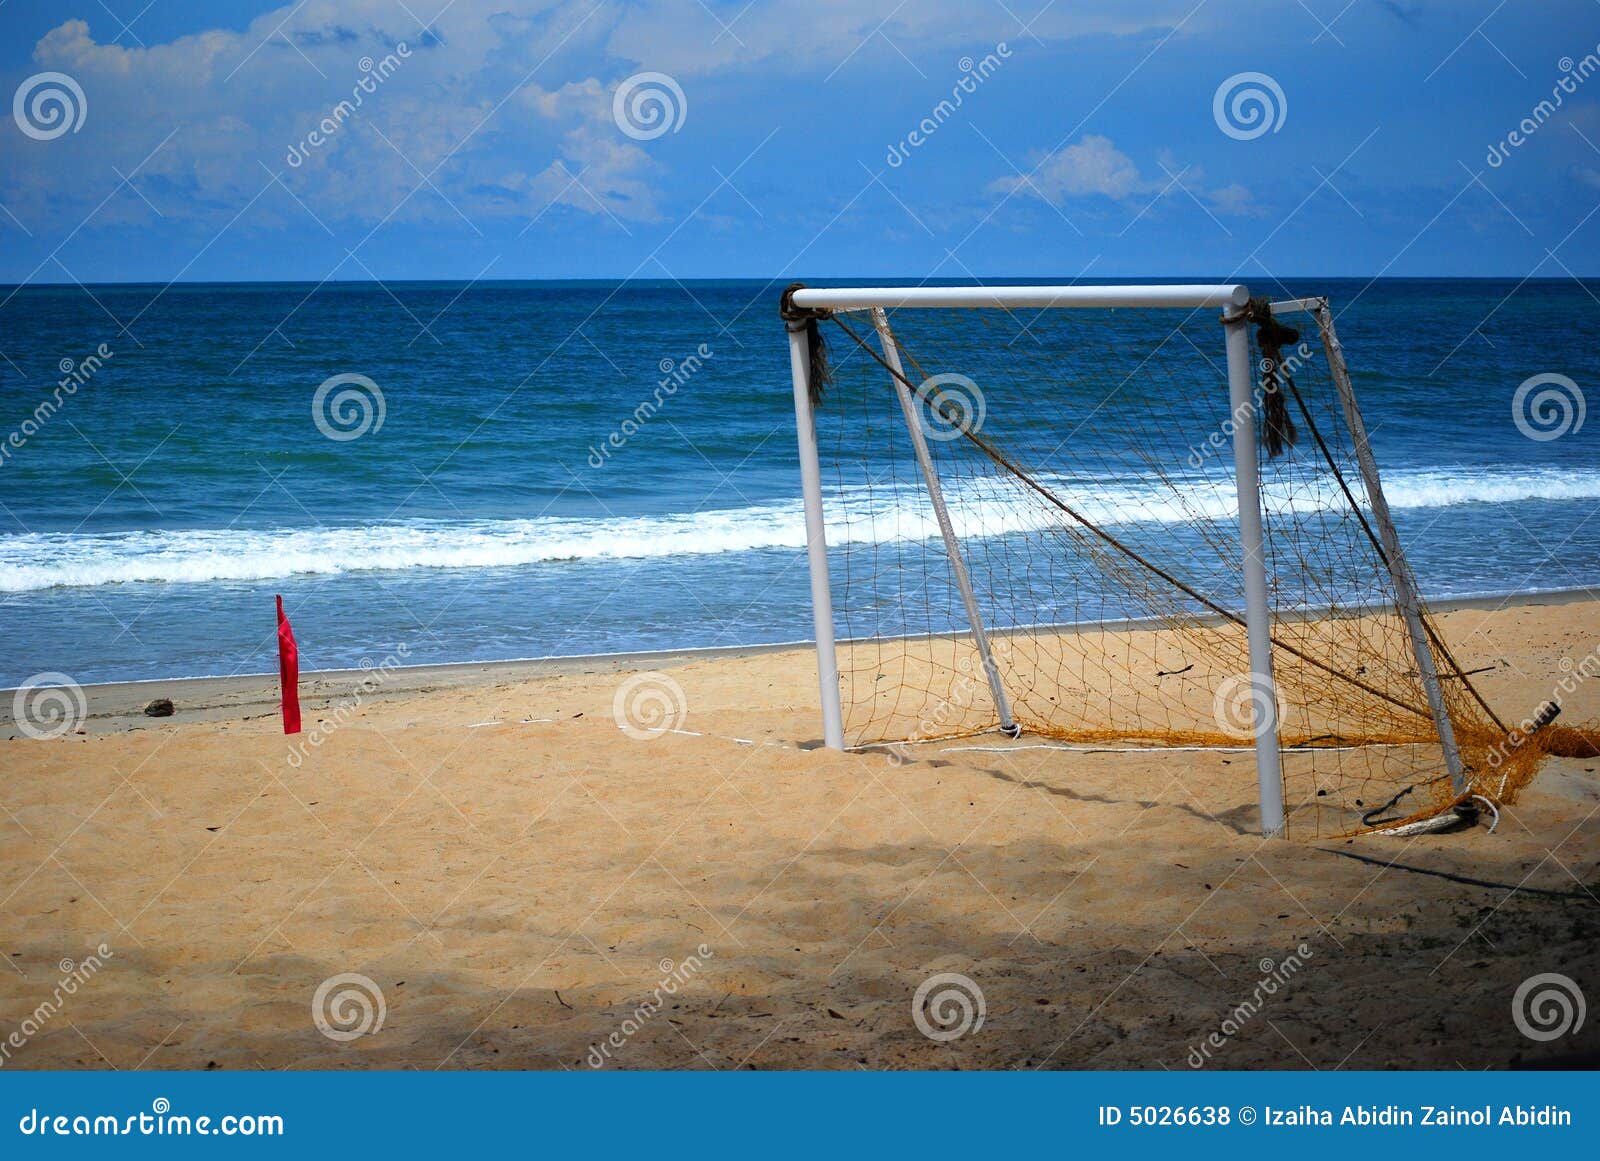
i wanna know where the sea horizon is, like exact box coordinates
[4,275,1598,687]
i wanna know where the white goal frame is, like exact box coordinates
[783,283,1461,838]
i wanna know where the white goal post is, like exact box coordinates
[781,282,1466,839]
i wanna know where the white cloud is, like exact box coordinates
[524,78,665,221]
[992,134,1259,217]
[603,0,1206,76]
[994,134,1153,202]
[1,4,634,235]
[1205,182,1259,216]
[0,2,1242,243]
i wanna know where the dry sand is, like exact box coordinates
[2,595,1597,1070]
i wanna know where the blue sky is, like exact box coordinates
[1,0,1598,283]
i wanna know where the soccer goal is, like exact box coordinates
[779,282,1526,838]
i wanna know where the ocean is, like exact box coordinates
[1,278,1596,688]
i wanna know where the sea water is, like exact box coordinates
[0,277,1595,686]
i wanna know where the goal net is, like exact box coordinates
[780,283,1537,838]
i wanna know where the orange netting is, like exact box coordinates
[807,299,1548,837]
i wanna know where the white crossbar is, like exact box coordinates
[1269,296,1326,315]
[788,284,1250,312]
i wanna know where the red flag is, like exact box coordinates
[276,594,302,735]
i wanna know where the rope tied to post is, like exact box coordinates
[1244,296,1300,459]
[780,282,834,408]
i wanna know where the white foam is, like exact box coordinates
[3,466,1594,593]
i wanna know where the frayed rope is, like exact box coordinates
[1245,297,1300,459]
[779,282,834,408]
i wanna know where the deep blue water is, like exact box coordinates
[0,278,1596,686]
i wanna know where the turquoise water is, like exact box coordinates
[0,278,1596,686]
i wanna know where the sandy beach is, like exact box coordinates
[2,593,1597,1070]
